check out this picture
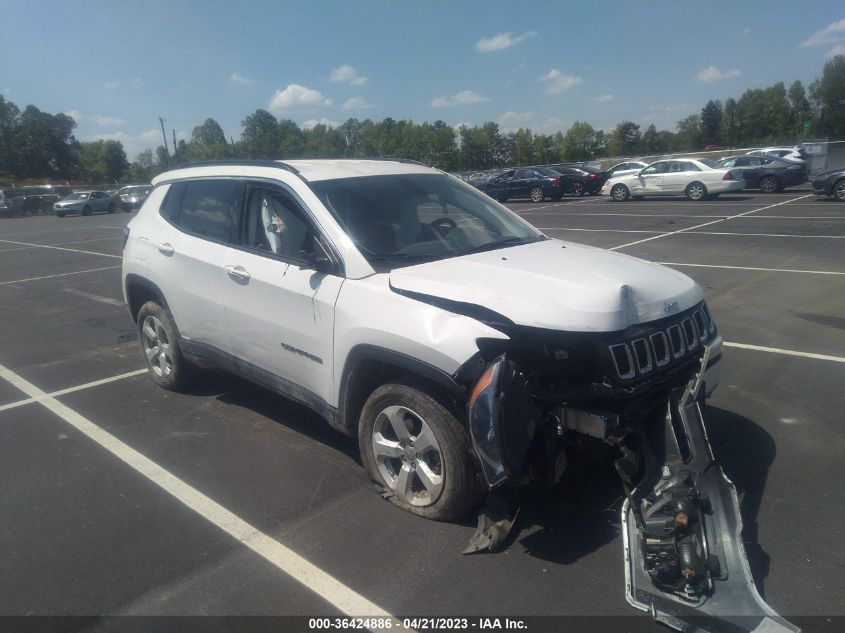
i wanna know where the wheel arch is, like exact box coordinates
[124,274,171,323]
[337,345,467,437]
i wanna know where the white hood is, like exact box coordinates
[389,239,703,332]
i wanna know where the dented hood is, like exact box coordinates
[389,239,703,332]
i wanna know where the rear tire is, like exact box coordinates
[359,381,481,521]
[56,213,65,218]
[137,301,193,391]
[759,175,780,193]
[572,182,585,197]
[529,187,544,202]
[685,182,707,201]
[610,183,630,201]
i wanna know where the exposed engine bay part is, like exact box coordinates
[621,347,800,633]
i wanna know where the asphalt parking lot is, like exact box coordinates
[1,191,843,633]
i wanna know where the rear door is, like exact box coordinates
[222,182,343,408]
[662,161,699,194]
[512,169,534,198]
[147,179,241,358]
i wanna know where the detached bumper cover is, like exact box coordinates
[622,345,799,633]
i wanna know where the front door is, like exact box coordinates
[222,184,343,407]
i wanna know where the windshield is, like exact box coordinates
[64,193,89,200]
[310,173,544,269]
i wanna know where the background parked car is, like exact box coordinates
[16,185,73,214]
[547,164,609,196]
[747,146,808,162]
[812,166,845,201]
[117,185,152,211]
[607,161,650,179]
[602,158,744,201]
[476,167,565,202]
[54,190,117,217]
[0,188,24,217]
[716,155,808,192]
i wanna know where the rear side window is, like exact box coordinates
[163,180,242,243]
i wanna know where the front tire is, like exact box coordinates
[833,179,845,201]
[359,382,480,521]
[610,183,630,201]
[137,301,193,391]
[572,182,585,197]
[529,186,544,202]
[685,182,707,201]
[759,175,780,193]
[107,202,116,213]
[82,205,92,216]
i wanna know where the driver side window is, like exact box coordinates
[241,187,313,263]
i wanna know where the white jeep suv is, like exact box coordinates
[121,159,793,632]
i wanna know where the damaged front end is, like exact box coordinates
[459,304,799,633]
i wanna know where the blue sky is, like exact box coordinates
[1,0,844,159]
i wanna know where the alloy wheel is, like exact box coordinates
[371,405,444,507]
[760,176,778,193]
[687,183,706,200]
[141,315,173,378]
[530,187,544,202]
[834,180,845,201]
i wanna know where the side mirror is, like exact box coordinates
[302,237,336,274]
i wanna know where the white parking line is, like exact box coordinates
[0,265,122,286]
[609,194,813,251]
[0,225,124,238]
[0,362,399,621]
[539,227,845,239]
[0,236,123,254]
[62,288,125,306]
[0,368,147,413]
[512,197,604,213]
[0,238,122,259]
[724,342,845,364]
[658,262,845,276]
[522,212,845,220]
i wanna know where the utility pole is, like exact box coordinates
[172,129,177,163]
[230,136,237,157]
[158,116,169,168]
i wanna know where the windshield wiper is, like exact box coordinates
[461,236,538,255]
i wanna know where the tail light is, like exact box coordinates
[552,176,560,186]
[723,171,734,180]
[588,173,599,180]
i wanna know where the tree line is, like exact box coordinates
[2,56,843,185]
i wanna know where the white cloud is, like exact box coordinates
[649,103,690,113]
[595,94,614,103]
[430,90,488,107]
[342,97,374,111]
[740,27,751,35]
[303,118,340,130]
[825,43,845,58]
[497,111,534,125]
[230,73,255,85]
[104,80,120,89]
[137,129,163,143]
[129,78,143,89]
[538,69,583,94]
[329,65,367,85]
[65,109,82,121]
[801,19,845,48]
[453,121,473,131]
[92,115,126,127]
[476,31,537,53]
[695,66,742,82]
[268,84,332,113]
[87,131,134,143]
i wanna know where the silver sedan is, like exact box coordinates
[54,191,117,217]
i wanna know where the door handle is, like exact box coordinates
[155,242,174,255]
[225,265,251,280]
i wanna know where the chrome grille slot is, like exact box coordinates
[609,343,636,379]
[650,332,670,367]
[693,310,708,342]
[682,317,699,350]
[668,324,685,358]
[631,338,652,373]
[702,303,716,332]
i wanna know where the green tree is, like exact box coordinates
[0,96,21,177]
[512,128,534,165]
[241,109,279,159]
[788,80,812,137]
[641,124,662,154]
[12,105,78,179]
[810,55,845,138]
[562,121,601,161]
[676,114,702,150]
[762,82,790,141]
[607,121,641,157]
[720,98,737,147]
[700,100,723,146]
[78,140,128,183]
[127,148,155,183]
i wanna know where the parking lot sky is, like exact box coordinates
[2,0,844,158]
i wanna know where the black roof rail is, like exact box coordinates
[171,159,300,175]
[357,157,426,166]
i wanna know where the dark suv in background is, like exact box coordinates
[476,166,568,202]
